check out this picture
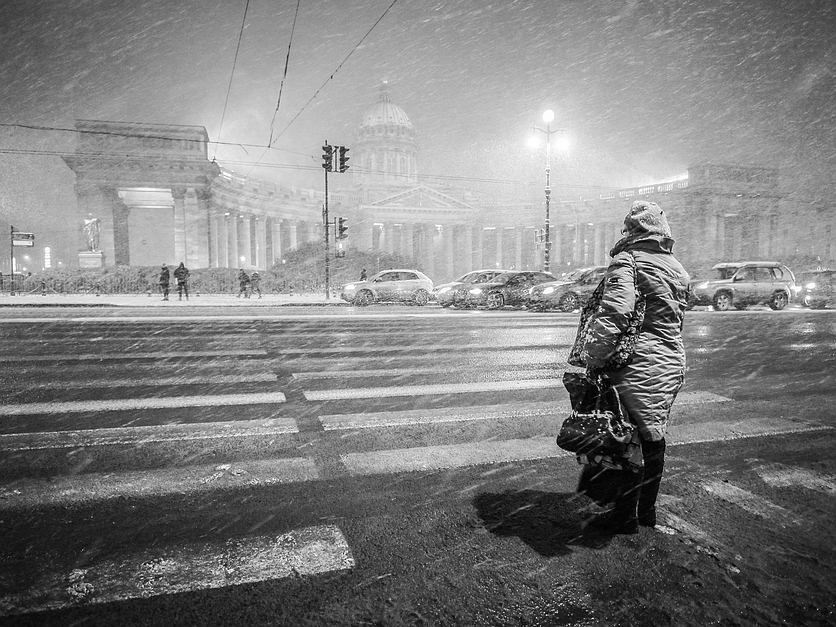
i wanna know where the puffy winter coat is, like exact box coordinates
[583,234,690,441]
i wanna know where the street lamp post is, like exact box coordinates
[531,109,567,273]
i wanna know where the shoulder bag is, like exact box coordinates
[567,252,645,370]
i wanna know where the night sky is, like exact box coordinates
[1,0,833,201]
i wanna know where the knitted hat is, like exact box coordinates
[622,200,672,238]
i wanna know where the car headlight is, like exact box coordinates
[792,285,802,294]
[543,286,555,295]
[469,287,482,295]
[343,284,356,291]
[437,286,451,295]
[804,282,817,290]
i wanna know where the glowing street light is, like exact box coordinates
[530,109,569,273]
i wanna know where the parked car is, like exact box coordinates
[527,265,608,312]
[462,270,556,309]
[340,269,433,306]
[798,269,834,309]
[689,261,797,311]
[433,269,507,307]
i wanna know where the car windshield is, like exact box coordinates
[490,273,518,285]
[561,269,586,282]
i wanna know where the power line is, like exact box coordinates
[214,0,252,161]
[267,0,302,148]
[269,0,400,146]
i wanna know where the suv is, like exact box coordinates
[690,261,797,311]
[340,269,433,306]
[527,265,608,312]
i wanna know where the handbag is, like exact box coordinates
[567,252,645,370]
[555,371,635,457]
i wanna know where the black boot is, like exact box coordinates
[637,438,666,527]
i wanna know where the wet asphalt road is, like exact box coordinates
[0,306,834,625]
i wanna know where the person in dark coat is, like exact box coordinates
[173,262,190,301]
[359,268,367,281]
[158,264,170,301]
[582,200,690,534]
[250,271,262,299]
[237,269,250,298]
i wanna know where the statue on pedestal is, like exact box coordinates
[82,216,101,252]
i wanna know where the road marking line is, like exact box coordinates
[292,366,570,381]
[22,373,277,390]
[0,457,319,511]
[306,379,564,400]
[0,392,287,416]
[320,391,731,430]
[752,463,836,494]
[0,524,353,616]
[278,340,566,357]
[0,349,268,363]
[701,479,802,526]
[0,417,299,451]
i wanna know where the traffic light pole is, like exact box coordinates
[323,163,330,300]
[9,226,15,296]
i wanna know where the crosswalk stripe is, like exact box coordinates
[0,392,287,416]
[0,457,319,511]
[23,372,277,390]
[292,366,569,381]
[0,524,353,616]
[276,340,566,357]
[752,463,836,494]
[0,417,299,451]
[0,349,268,363]
[319,391,732,430]
[305,379,564,400]
[701,479,802,526]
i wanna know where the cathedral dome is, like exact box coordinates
[359,81,414,134]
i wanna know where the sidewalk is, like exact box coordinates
[0,292,343,307]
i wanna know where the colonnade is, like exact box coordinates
[206,211,321,269]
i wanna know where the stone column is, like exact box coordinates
[172,188,187,264]
[461,224,473,270]
[239,215,253,266]
[442,225,455,279]
[215,212,229,268]
[254,216,267,269]
[515,227,523,270]
[593,223,604,266]
[288,221,298,251]
[184,188,207,268]
[402,224,414,260]
[473,226,484,269]
[112,200,130,265]
[422,224,435,279]
[495,228,504,269]
[269,218,282,265]
[227,213,239,268]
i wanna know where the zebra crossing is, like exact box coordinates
[0,317,833,616]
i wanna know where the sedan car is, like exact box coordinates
[432,269,507,307]
[462,270,556,309]
[689,261,797,311]
[340,269,433,306]
[527,265,608,312]
[799,269,834,309]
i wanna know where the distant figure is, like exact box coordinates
[237,268,250,298]
[158,264,170,301]
[359,268,367,281]
[173,262,190,301]
[250,271,262,299]
[82,216,101,252]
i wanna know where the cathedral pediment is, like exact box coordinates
[369,185,474,211]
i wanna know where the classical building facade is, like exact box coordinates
[55,86,833,280]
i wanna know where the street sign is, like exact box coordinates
[12,232,35,247]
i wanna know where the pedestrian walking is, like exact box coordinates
[237,268,250,298]
[250,271,262,299]
[359,268,367,281]
[173,262,190,301]
[578,200,690,535]
[158,264,170,301]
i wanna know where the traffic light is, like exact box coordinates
[322,144,333,170]
[337,217,348,239]
[338,146,350,172]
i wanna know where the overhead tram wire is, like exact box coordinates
[267,0,302,148]
[213,0,252,163]
[268,0,401,147]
